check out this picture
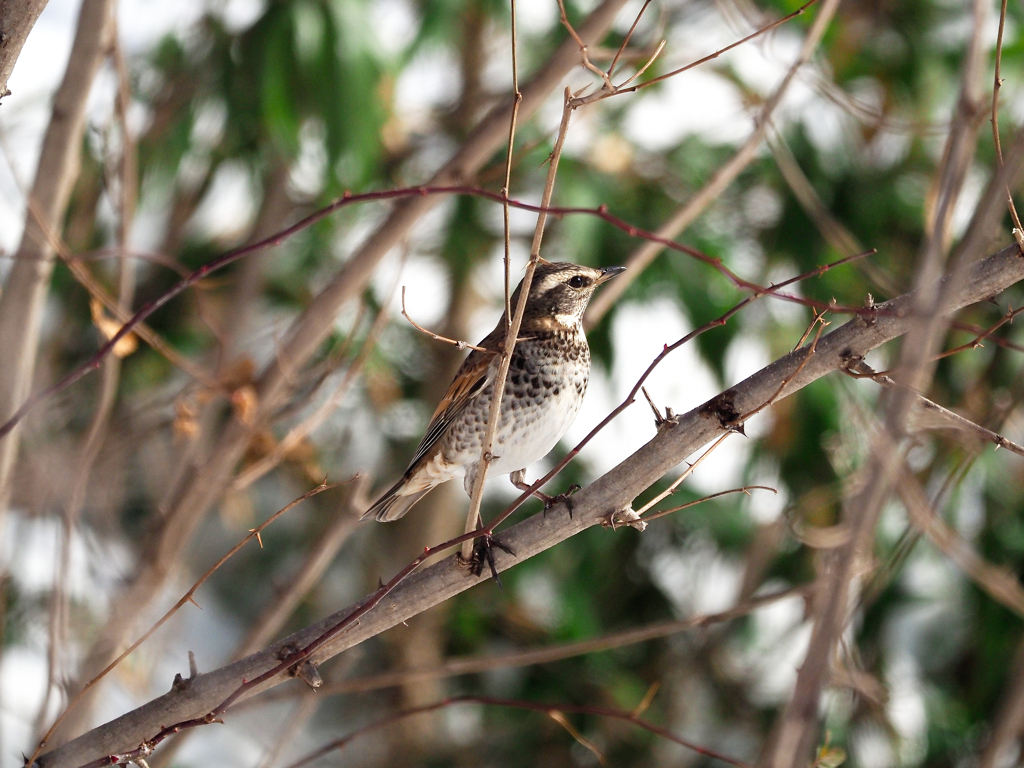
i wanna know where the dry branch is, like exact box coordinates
[0,0,114,508]
[0,0,50,103]
[35,242,1024,768]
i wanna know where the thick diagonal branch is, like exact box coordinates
[36,242,1024,768]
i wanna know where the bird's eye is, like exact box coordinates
[568,275,589,288]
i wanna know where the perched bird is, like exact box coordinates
[363,261,625,522]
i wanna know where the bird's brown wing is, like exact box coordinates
[406,348,497,470]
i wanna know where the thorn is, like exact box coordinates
[378,576,386,590]
[188,650,198,679]
[642,386,664,427]
[187,595,202,609]
[249,529,264,548]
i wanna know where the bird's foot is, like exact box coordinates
[469,533,516,587]
[542,484,582,518]
[509,471,580,517]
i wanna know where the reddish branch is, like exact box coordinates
[0,183,877,444]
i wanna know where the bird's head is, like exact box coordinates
[511,261,625,330]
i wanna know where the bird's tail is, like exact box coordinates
[361,478,432,522]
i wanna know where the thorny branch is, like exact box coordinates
[401,286,490,354]
[47,235,1013,768]
[28,482,337,765]
[38,243,858,767]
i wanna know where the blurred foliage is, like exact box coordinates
[5,0,1024,766]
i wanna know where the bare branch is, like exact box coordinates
[0,0,50,104]
[34,241,1024,768]
[401,286,490,353]
[847,360,1024,459]
[0,0,115,507]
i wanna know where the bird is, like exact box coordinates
[362,260,625,522]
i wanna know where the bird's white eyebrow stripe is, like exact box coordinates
[534,273,563,294]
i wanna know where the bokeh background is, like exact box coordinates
[3,0,1024,766]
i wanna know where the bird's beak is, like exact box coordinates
[596,265,626,284]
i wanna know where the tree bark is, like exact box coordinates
[0,0,51,103]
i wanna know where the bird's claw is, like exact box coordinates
[470,534,516,586]
[542,484,582,518]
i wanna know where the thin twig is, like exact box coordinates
[991,0,1024,249]
[571,0,821,107]
[643,485,778,523]
[635,433,733,516]
[936,304,1024,359]
[607,0,652,78]
[462,90,575,559]
[845,360,1024,459]
[401,286,489,353]
[502,0,522,328]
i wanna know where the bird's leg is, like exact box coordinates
[510,468,553,502]
[510,469,580,517]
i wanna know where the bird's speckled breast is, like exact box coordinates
[442,328,590,478]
